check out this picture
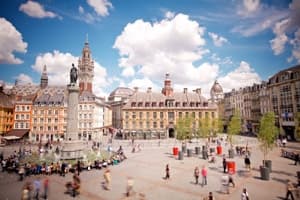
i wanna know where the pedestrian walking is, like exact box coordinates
[223,158,227,173]
[221,174,229,194]
[201,165,207,187]
[42,177,49,199]
[33,177,41,199]
[194,166,199,184]
[61,162,66,177]
[77,160,81,176]
[286,179,295,200]
[21,182,32,200]
[228,173,235,187]
[19,165,25,181]
[165,164,170,179]
[103,169,111,190]
[241,188,249,200]
[294,153,299,165]
[244,156,251,171]
[126,176,134,197]
[203,191,215,200]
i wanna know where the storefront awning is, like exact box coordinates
[2,135,20,140]
[5,129,30,139]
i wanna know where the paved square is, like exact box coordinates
[0,136,299,200]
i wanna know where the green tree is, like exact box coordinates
[176,116,193,140]
[227,110,241,146]
[198,117,211,138]
[258,112,278,162]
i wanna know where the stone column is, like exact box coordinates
[66,84,79,141]
[60,84,84,160]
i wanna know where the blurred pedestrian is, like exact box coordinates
[194,166,199,184]
[43,177,49,199]
[21,182,32,200]
[203,191,215,200]
[165,164,170,179]
[294,153,299,165]
[241,188,249,200]
[223,158,227,173]
[201,165,207,187]
[244,156,251,171]
[126,176,134,197]
[104,169,111,190]
[285,179,295,200]
[77,160,81,176]
[33,176,41,199]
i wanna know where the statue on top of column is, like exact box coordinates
[70,63,78,84]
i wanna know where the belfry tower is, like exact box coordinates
[40,65,48,89]
[161,73,173,97]
[78,37,94,93]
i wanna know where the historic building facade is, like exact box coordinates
[120,74,220,139]
[0,83,14,136]
[1,40,112,143]
[224,65,300,139]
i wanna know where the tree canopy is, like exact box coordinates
[258,112,278,161]
[227,110,241,146]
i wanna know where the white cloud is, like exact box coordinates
[270,18,290,55]
[79,6,84,14]
[237,0,261,17]
[0,18,27,64]
[32,50,109,97]
[78,5,97,24]
[127,77,160,92]
[122,67,135,77]
[19,1,58,19]
[218,61,261,92]
[114,13,208,85]
[87,0,113,17]
[165,11,175,19]
[208,32,228,47]
[15,73,33,84]
[289,28,300,63]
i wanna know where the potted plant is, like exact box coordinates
[227,110,241,158]
[258,112,278,180]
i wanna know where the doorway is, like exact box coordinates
[168,128,175,138]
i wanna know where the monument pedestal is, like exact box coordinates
[60,140,85,160]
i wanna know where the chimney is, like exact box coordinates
[134,87,139,92]
[195,88,201,94]
[183,88,188,93]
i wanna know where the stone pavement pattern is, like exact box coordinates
[0,136,299,200]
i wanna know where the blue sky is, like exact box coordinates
[0,0,299,98]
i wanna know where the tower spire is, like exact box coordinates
[86,33,88,44]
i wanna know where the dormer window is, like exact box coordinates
[183,102,187,107]
[145,102,150,107]
[175,102,180,107]
[152,102,157,107]
[131,102,136,107]
[159,102,164,107]
[138,102,143,107]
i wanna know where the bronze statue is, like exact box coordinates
[70,63,78,84]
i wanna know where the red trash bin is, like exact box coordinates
[173,147,179,156]
[227,161,236,174]
[217,146,222,155]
